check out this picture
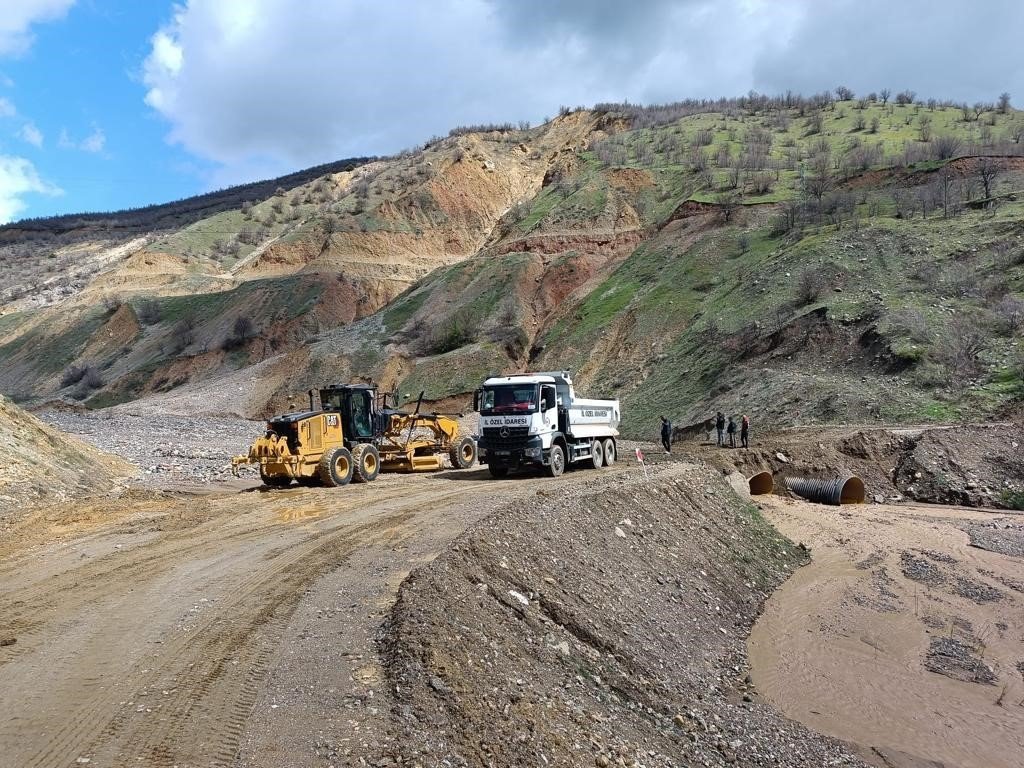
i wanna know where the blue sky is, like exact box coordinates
[1,0,1021,224]
[0,2,205,221]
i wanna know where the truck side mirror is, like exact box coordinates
[473,390,481,412]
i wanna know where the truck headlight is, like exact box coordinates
[524,447,542,458]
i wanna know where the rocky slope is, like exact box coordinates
[0,96,1022,435]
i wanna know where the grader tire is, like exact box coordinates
[260,467,292,488]
[449,436,477,469]
[351,443,380,483]
[318,447,354,487]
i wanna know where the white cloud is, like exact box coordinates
[142,1,1023,186]
[80,125,104,153]
[0,154,62,223]
[57,124,106,153]
[0,97,15,117]
[0,0,76,56]
[18,121,42,147]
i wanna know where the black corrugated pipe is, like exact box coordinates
[748,471,774,495]
[786,475,865,505]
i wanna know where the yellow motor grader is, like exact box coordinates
[232,384,476,488]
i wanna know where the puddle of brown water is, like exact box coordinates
[749,500,1024,768]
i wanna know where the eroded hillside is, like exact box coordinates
[1,95,1022,433]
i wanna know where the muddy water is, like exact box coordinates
[749,499,1024,768]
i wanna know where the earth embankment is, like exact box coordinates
[377,463,867,767]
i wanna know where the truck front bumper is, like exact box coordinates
[478,435,544,465]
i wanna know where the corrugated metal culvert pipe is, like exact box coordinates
[748,471,774,495]
[786,475,865,505]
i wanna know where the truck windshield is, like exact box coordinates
[481,384,537,414]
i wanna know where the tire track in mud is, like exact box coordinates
[6,478,523,768]
[0,486,419,668]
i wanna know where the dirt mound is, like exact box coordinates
[377,464,864,767]
[685,423,1024,509]
[893,424,1024,508]
[0,396,133,523]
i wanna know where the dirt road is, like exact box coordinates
[749,497,1024,768]
[0,467,613,768]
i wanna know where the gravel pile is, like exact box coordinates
[962,519,1024,559]
[899,551,946,587]
[37,408,261,487]
[924,637,997,685]
[374,464,867,767]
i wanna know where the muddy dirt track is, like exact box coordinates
[0,467,605,768]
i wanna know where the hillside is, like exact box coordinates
[0,396,133,521]
[0,93,1022,435]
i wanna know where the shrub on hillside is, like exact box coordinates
[935,318,986,380]
[994,295,1024,336]
[61,364,89,387]
[221,316,256,351]
[63,363,103,396]
[794,268,826,305]
[136,298,162,325]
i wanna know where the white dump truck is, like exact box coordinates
[474,370,620,478]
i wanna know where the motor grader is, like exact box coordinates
[232,384,476,487]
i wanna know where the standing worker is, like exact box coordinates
[715,411,726,447]
[727,416,737,448]
[660,416,672,454]
[741,414,750,448]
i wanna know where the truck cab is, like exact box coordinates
[475,371,619,478]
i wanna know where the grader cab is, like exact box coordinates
[231,384,476,488]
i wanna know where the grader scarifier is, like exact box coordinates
[232,384,476,488]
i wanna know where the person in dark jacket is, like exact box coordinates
[726,416,737,448]
[660,416,672,454]
[715,411,725,446]
[741,414,750,448]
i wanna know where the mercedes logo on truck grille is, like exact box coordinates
[500,426,510,438]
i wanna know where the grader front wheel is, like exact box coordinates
[351,444,380,483]
[319,447,354,487]
[449,436,477,469]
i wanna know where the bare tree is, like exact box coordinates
[998,92,1011,114]
[880,88,891,105]
[835,85,854,101]
[869,116,880,134]
[937,165,958,218]
[716,192,739,223]
[918,114,932,142]
[976,157,1003,199]
[929,135,962,160]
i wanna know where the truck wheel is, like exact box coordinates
[547,445,565,478]
[260,468,292,487]
[351,444,380,483]
[488,463,509,478]
[589,439,605,469]
[318,447,354,487]
[602,438,616,465]
[449,436,477,469]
